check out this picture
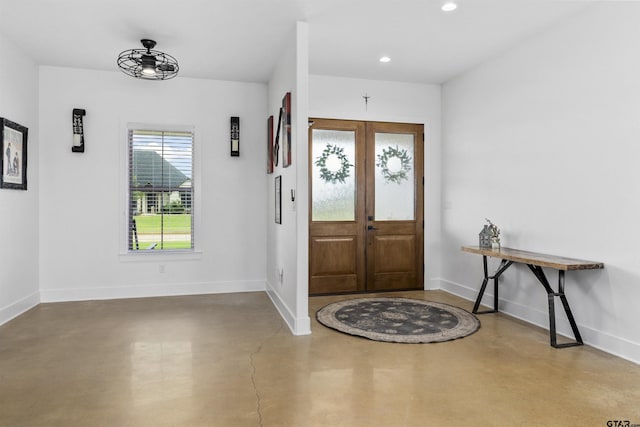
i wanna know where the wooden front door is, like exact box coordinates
[309,119,424,295]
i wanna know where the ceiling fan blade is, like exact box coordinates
[157,63,175,72]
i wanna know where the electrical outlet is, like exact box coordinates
[159,264,165,273]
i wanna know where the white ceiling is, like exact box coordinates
[0,0,591,84]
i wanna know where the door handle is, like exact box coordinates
[367,225,377,230]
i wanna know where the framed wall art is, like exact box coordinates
[267,115,274,174]
[1,118,28,190]
[275,175,282,224]
[273,107,282,167]
[282,92,292,168]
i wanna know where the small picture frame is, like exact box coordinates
[275,175,282,224]
[1,118,28,190]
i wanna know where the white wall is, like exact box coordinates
[0,33,40,324]
[38,67,268,301]
[309,75,442,287]
[266,22,311,335]
[441,3,640,363]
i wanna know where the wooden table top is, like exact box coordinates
[461,246,604,271]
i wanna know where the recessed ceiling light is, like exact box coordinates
[441,2,457,12]
[379,56,391,63]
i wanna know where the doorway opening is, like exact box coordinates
[309,118,424,295]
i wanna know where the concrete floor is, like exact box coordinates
[0,290,638,426]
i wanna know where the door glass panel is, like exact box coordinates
[311,129,356,221]
[374,132,414,220]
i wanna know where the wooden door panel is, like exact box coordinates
[309,276,358,294]
[368,272,418,291]
[310,231,362,294]
[374,222,416,234]
[310,237,357,275]
[373,235,416,273]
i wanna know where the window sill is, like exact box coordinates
[119,250,204,262]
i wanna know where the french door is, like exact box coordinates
[309,119,424,295]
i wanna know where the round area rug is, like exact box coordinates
[316,297,480,343]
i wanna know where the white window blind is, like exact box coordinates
[128,129,194,251]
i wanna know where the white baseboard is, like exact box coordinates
[438,278,640,365]
[39,280,266,303]
[265,281,311,336]
[425,277,443,291]
[0,292,40,326]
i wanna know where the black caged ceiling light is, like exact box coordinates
[117,39,179,80]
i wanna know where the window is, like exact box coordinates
[128,128,194,251]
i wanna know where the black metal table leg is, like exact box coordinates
[472,256,491,313]
[555,270,583,347]
[473,257,513,314]
[526,265,583,348]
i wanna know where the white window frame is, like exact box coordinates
[119,122,202,260]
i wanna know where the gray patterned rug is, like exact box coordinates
[316,297,480,343]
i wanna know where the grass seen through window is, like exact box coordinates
[133,214,191,250]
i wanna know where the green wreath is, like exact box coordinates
[315,144,353,184]
[376,145,412,184]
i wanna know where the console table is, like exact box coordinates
[461,246,604,348]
